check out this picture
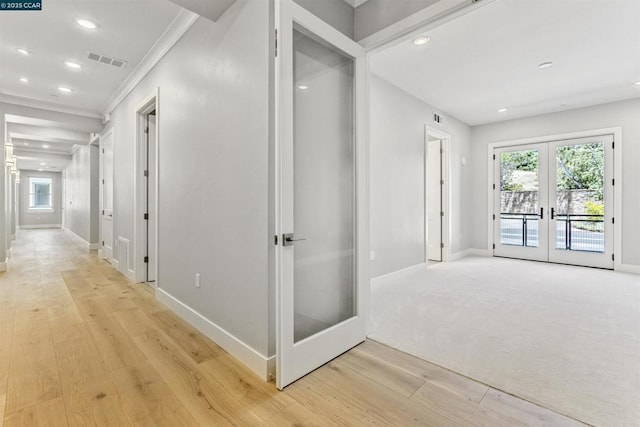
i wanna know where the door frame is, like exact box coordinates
[99,127,114,262]
[274,0,370,389]
[134,88,160,286]
[487,127,622,270]
[425,126,451,263]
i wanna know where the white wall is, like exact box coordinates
[105,0,271,358]
[18,170,62,228]
[370,74,472,277]
[64,145,98,244]
[470,98,640,267]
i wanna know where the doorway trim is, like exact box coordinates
[99,127,114,262]
[425,126,451,263]
[134,88,160,286]
[486,127,622,270]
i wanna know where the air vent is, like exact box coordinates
[433,112,444,125]
[87,52,127,69]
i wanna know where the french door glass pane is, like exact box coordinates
[554,142,605,253]
[292,25,355,343]
[500,149,540,247]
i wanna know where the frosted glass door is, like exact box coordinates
[276,0,368,390]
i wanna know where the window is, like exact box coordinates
[29,177,53,210]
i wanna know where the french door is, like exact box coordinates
[275,0,368,389]
[494,135,614,269]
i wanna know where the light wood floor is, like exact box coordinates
[0,229,587,426]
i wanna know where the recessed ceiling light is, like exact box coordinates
[42,145,49,148]
[538,62,553,69]
[635,81,640,86]
[65,61,82,69]
[75,18,97,29]
[58,86,72,93]
[19,77,29,83]
[16,48,30,56]
[297,84,309,91]
[40,162,46,166]
[413,36,431,46]
[38,169,44,172]
[24,142,29,146]
[498,108,508,113]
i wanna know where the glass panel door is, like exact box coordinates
[494,144,548,261]
[276,0,368,390]
[548,136,614,268]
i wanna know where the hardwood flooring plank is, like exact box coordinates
[359,339,489,403]
[149,310,225,364]
[63,375,132,427]
[85,317,147,372]
[479,388,587,426]
[4,397,68,427]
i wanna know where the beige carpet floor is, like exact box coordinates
[370,257,640,427]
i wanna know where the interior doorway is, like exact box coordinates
[100,129,114,262]
[425,126,450,263]
[135,90,159,284]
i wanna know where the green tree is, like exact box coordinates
[556,143,604,200]
[500,150,538,191]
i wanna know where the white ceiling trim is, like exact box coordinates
[102,9,199,116]
[0,93,103,119]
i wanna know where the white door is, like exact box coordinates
[101,130,114,261]
[276,0,368,389]
[494,136,613,268]
[494,143,549,261]
[146,112,157,282]
[426,139,442,262]
[547,136,614,268]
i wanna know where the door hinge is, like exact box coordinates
[102,210,105,215]
[493,154,496,160]
[612,217,615,224]
[440,148,444,154]
[492,243,496,250]
[102,149,105,154]
[144,170,148,177]
[440,211,444,217]
[144,127,149,134]
[274,235,278,245]
[612,141,615,149]
[144,213,149,220]
[102,179,105,184]
[440,179,444,185]
[492,183,496,190]
[440,243,444,249]
[274,29,278,57]
[102,241,104,246]
[612,254,615,261]
[144,256,149,263]
[612,178,615,186]
[493,214,495,220]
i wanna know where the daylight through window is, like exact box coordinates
[29,177,53,209]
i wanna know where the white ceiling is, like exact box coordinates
[0,0,182,115]
[370,0,640,126]
[1,0,184,171]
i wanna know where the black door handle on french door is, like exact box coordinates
[551,208,555,220]
[540,207,543,219]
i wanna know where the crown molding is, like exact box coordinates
[102,9,199,116]
[0,93,103,119]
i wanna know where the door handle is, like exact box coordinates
[283,233,306,246]
[540,207,543,219]
[550,208,555,220]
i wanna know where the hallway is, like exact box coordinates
[1,230,583,426]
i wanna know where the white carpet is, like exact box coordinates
[370,257,640,427]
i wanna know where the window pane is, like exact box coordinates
[29,177,53,208]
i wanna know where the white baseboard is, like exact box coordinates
[126,269,136,282]
[112,259,120,270]
[450,248,492,261]
[371,263,427,285]
[64,228,92,251]
[267,355,276,381]
[19,224,61,229]
[0,257,6,272]
[89,243,100,250]
[156,288,271,381]
[617,264,640,274]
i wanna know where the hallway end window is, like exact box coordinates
[29,177,53,210]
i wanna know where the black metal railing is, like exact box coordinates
[500,212,540,247]
[555,214,604,253]
[499,212,605,253]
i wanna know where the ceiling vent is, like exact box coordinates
[433,112,444,125]
[87,52,127,69]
